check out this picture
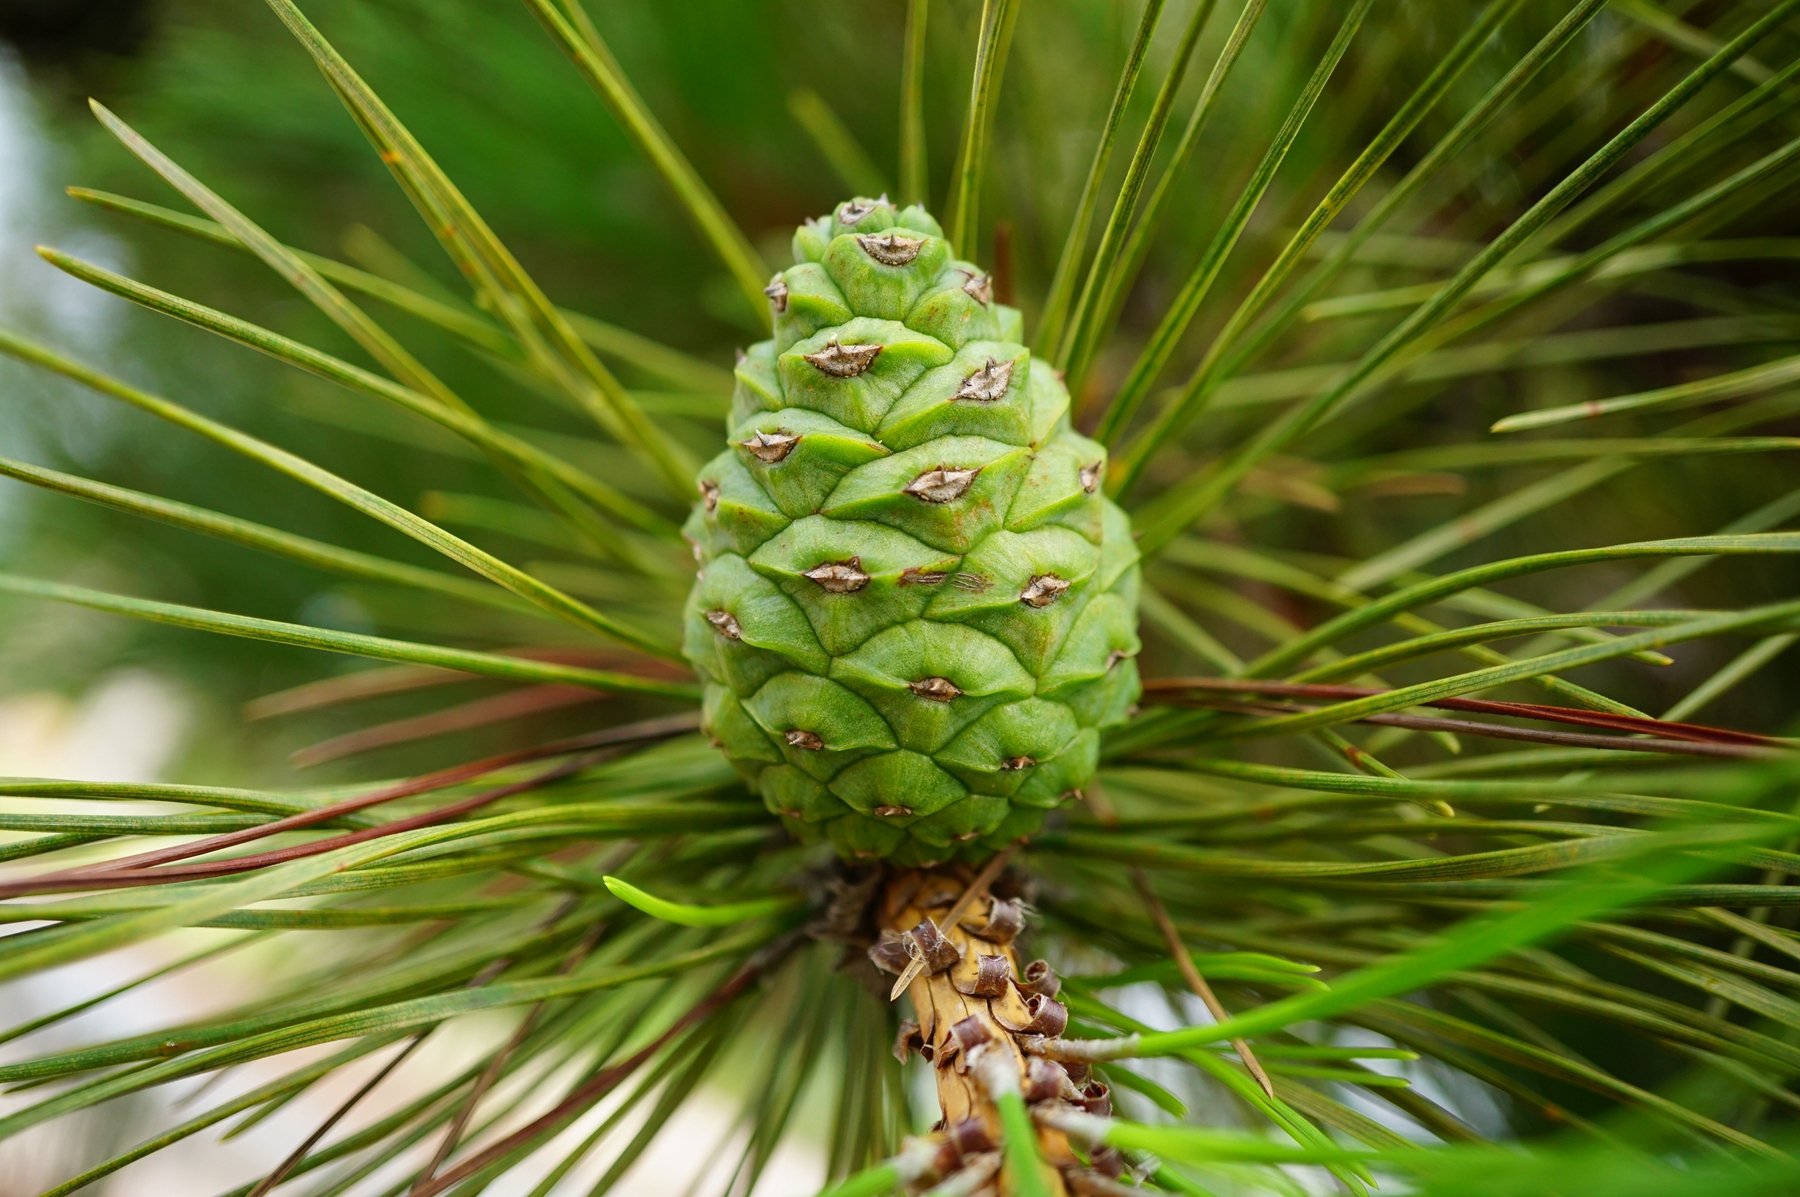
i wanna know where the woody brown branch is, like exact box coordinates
[872,864,1125,1194]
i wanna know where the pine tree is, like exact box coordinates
[0,0,1797,1194]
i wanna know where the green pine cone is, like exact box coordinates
[683,197,1140,866]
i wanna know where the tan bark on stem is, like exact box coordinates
[878,864,1075,1195]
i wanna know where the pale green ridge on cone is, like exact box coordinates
[683,197,1140,865]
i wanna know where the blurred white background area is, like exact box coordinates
[0,669,189,784]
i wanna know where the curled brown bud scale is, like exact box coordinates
[904,919,962,974]
[698,478,720,512]
[947,1117,996,1160]
[980,898,1025,944]
[948,1014,993,1057]
[1001,755,1035,771]
[1030,996,1070,1037]
[812,872,880,942]
[785,729,824,751]
[1023,1057,1070,1104]
[999,992,1067,1037]
[1064,1167,1135,1197]
[953,953,1013,997]
[874,804,914,817]
[1018,958,1060,997]
[961,271,994,305]
[868,930,912,975]
[1079,461,1103,494]
[704,609,741,640]
[893,1018,923,1062]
